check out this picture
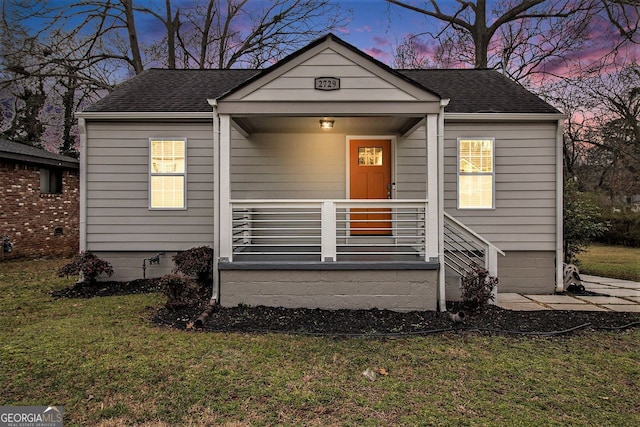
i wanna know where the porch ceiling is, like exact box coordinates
[232,115,423,136]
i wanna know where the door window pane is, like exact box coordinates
[358,147,383,166]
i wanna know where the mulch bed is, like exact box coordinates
[52,280,640,337]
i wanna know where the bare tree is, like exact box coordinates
[393,36,433,69]
[387,0,638,77]
[1,0,117,152]
[176,0,346,69]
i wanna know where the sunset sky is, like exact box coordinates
[15,0,640,71]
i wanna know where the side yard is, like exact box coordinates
[1,258,639,426]
[577,244,640,281]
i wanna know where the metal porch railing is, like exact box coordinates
[224,200,432,262]
[443,212,504,277]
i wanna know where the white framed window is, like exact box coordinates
[458,138,495,209]
[149,138,186,209]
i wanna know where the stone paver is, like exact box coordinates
[601,304,640,313]
[524,294,585,304]
[583,283,616,290]
[498,274,640,311]
[546,303,609,311]
[497,293,532,303]
[597,288,640,298]
[614,282,640,289]
[498,302,549,311]
[575,296,631,305]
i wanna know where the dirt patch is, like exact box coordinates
[52,279,640,337]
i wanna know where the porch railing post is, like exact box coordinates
[321,201,336,261]
[486,245,499,303]
[424,201,432,262]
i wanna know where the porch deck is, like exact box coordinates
[229,245,434,264]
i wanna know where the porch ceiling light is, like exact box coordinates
[319,118,335,129]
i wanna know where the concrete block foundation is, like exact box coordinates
[219,266,438,311]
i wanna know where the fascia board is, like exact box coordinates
[445,113,567,122]
[75,111,212,120]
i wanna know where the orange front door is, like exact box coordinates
[349,139,392,235]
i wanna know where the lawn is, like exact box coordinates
[1,258,639,426]
[577,244,640,281]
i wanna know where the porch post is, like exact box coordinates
[438,100,450,312]
[321,201,336,261]
[426,114,439,262]
[209,99,220,303]
[219,114,233,262]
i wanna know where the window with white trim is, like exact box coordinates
[150,138,186,209]
[458,138,494,209]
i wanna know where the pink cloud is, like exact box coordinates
[363,47,391,63]
[372,36,389,47]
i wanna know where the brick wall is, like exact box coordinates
[1,160,79,259]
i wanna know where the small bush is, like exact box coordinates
[461,268,498,311]
[57,251,114,284]
[160,273,199,308]
[172,246,214,286]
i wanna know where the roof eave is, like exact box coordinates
[0,151,79,169]
[445,112,566,121]
[75,111,213,120]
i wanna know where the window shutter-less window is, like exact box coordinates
[458,139,494,209]
[150,139,186,209]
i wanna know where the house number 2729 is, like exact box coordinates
[314,77,340,91]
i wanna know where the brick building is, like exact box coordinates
[1,138,79,259]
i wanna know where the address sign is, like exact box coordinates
[314,77,340,91]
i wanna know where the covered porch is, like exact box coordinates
[207,34,497,311]
[211,112,444,310]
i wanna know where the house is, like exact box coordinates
[76,34,564,311]
[0,138,79,259]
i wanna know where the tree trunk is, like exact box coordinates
[121,0,144,74]
[473,0,489,68]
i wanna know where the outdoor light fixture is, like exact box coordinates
[319,118,335,129]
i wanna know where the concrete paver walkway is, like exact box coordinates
[498,274,640,312]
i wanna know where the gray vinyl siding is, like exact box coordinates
[241,49,422,102]
[230,130,347,200]
[396,127,427,199]
[444,121,559,251]
[85,121,214,251]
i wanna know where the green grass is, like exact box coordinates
[1,258,639,426]
[577,244,640,281]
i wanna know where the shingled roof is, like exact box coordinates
[81,33,559,116]
[83,69,259,113]
[400,69,559,114]
[0,138,79,168]
[82,67,559,115]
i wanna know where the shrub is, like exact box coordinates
[563,181,609,263]
[57,251,114,284]
[159,273,199,308]
[172,246,214,286]
[461,268,498,311]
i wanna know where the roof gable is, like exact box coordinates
[218,34,440,103]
